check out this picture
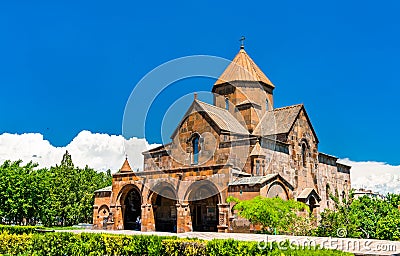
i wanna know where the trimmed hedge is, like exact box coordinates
[0,231,354,256]
[0,225,37,235]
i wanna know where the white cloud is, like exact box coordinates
[0,131,399,194]
[339,158,400,195]
[0,130,160,172]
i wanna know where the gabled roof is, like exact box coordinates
[231,168,251,177]
[94,186,112,193]
[214,48,274,88]
[142,143,170,154]
[297,188,321,202]
[253,104,303,136]
[229,174,278,186]
[171,100,249,138]
[253,104,319,143]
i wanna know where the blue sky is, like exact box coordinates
[0,1,399,165]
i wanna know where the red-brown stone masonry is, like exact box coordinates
[93,192,112,229]
[94,103,351,231]
[94,164,233,231]
[317,162,351,210]
[286,108,319,198]
[144,110,237,171]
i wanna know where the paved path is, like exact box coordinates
[57,229,400,255]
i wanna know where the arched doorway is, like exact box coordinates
[98,205,110,230]
[308,196,318,216]
[123,188,141,230]
[150,184,177,232]
[187,181,220,232]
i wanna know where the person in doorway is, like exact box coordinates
[136,216,141,231]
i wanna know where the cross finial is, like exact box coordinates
[239,36,246,49]
[125,153,128,159]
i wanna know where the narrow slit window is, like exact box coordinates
[193,136,199,164]
[301,143,307,167]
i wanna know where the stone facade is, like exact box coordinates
[93,46,351,233]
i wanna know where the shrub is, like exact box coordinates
[0,231,353,256]
[162,239,206,256]
[227,196,315,235]
[0,224,36,234]
[0,232,33,255]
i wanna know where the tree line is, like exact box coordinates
[0,151,112,227]
[230,191,400,241]
[316,191,400,240]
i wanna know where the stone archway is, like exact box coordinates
[266,182,288,200]
[186,181,221,232]
[149,183,178,232]
[121,186,142,230]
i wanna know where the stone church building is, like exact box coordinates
[93,45,351,233]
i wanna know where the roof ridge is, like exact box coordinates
[253,104,304,136]
[195,100,249,135]
[196,99,228,111]
[236,99,260,105]
[241,50,266,82]
[272,103,303,111]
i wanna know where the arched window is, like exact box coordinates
[192,136,199,165]
[255,160,260,176]
[326,184,330,206]
[225,98,229,110]
[301,143,307,167]
[266,98,269,111]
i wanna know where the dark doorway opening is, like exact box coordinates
[188,184,219,232]
[154,194,177,232]
[123,188,141,230]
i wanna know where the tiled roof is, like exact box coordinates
[236,99,261,107]
[120,158,132,172]
[196,100,249,135]
[214,48,274,87]
[231,168,251,177]
[94,186,112,193]
[229,174,278,186]
[297,188,321,201]
[253,104,303,136]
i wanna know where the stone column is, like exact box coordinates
[176,203,192,233]
[217,203,229,233]
[141,203,155,232]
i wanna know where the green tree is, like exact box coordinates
[227,196,314,235]
[0,151,112,227]
[44,151,112,226]
[0,160,49,225]
[317,191,400,240]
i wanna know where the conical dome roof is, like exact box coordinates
[214,48,274,88]
[120,157,132,172]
